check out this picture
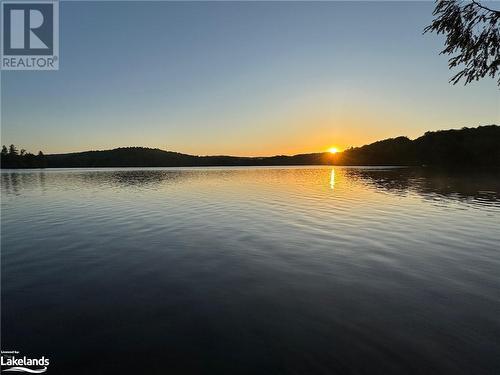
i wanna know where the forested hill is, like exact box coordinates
[1,125,499,168]
[341,125,500,166]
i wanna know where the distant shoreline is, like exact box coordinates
[2,125,499,169]
[0,164,410,172]
[2,166,500,173]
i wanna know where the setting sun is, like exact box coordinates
[328,147,339,154]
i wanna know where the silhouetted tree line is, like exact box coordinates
[1,125,499,169]
[1,145,47,168]
[341,125,500,166]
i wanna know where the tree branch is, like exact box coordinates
[471,0,500,15]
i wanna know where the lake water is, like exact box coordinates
[1,167,499,374]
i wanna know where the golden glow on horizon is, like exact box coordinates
[328,147,339,154]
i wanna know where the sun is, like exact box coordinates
[328,147,339,154]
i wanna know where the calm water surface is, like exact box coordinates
[1,167,500,374]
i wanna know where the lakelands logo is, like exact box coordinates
[1,0,59,70]
[1,351,50,373]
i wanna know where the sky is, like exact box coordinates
[1,1,499,156]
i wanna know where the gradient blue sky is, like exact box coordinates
[1,1,499,156]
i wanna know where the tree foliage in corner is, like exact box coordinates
[425,0,500,85]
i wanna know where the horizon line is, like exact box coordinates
[2,124,497,159]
